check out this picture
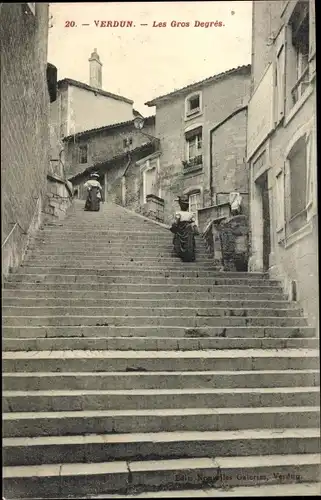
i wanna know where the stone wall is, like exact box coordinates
[124,163,142,213]
[211,108,249,214]
[1,3,50,278]
[43,174,73,222]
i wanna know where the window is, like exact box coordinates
[188,96,200,113]
[145,167,157,199]
[185,92,202,118]
[184,126,203,169]
[274,28,285,124]
[79,145,88,164]
[123,137,133,149]
[289,1,310,106]
[188,133,202,160]
[188,192,201,225]
[286,134,307,233]
[142,158,160,203]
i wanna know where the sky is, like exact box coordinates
[48,1,253,115]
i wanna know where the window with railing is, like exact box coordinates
[183,126,203,171]
[289,1,310,106]
[286,134,308,234]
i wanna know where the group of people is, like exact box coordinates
[81,172,198,261]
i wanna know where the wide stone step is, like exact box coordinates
[3,349,318,372]
[3,454,320,499]
[26,254,209,262]
[6,274,283,288]
[3,429,320,466]
[2,336,318,352]
[10,268,270,284]
[1,297,296,309]
[34,238,177,247]
[27,243,208,252]
[2,306,301,318]
[27,246,210,255]
[2,325,315,339]
[35,231,172,238]
[3,370,319,391]
[25,258,217,268]
[4,387,319,413]
[26,253,212,261]
[3,407,320,438]
[1,288,287,300]
[40,229,171,235]
[2,314,308,327]
[26,251,210,260]
[45,221,168,227]
[13,268,281,284]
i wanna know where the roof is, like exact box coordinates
[68,141,157,182]
[145,65,251,106]
[63,115,156,142]
[58,78,133,105]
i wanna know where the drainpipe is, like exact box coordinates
[121,152,132,206]
[209,105,248,205]
[58,148,65,178]
[122,151,132,178]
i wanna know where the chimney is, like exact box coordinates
[89,48,102,89]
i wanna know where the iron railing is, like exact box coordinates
[182,154,203,170]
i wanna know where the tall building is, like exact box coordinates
[145,65,251,224]
[247,0,317,329]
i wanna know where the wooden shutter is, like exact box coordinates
[275,26,286,124]
[276,170,285,232]
[309,0,316,80]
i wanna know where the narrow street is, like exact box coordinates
[2,200,320,498]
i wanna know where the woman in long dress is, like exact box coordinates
[84,172,103,211]
[170,195,198,262]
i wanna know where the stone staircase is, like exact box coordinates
[2,200,320,499]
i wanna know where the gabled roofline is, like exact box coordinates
[68,141,157,182]
[145,64,251,106]
[63,115,155,142]
[58,78,133,104]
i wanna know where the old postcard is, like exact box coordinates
[1,1,319,498]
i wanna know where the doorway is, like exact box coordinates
[188,191,201,226]
[256,172,271,271]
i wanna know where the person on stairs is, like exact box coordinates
[84,172,103,211]
[170,194,199,261]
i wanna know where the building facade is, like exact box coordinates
[68,140,160,218]
[144,66,251,224]
[50,49,135,142]
[64,116,156,201]
[1,3,52,277]
[247,0,317,329]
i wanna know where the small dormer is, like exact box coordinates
[185,91,202,120]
